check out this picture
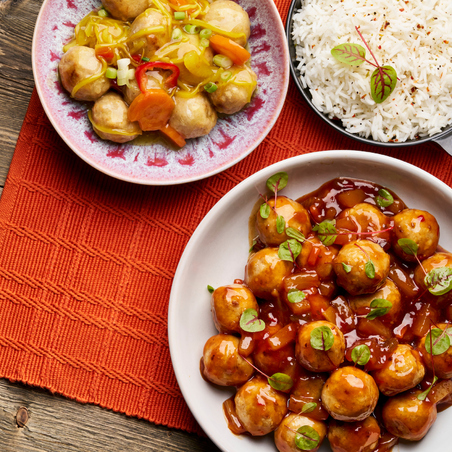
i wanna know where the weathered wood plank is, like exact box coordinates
[0,1,221,450]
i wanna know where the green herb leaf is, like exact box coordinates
[207,285,215,294]
[288,289,306,304]
[365,260,375,279]
[312,219,337,246]
[239,309,265,333]
[295,426,320,451]
[425,267,452,296]
[278,239,302,263]
[342,262,352,273]
[310,325,334,351]
[331,43,367,66]
[249,239,257,253]
[286,227,306,243]
[276,215,286,234]
[266,172,288,193]
[351,344,371,365]
[371,65,397,103]
[376,188,394,208]
[425,327,452,355]
[417,376,438,401]
[260,203,270,219]
[398,238,419,256]
[301,402,317,414]
[268,372,293,391]
[366,298,392,320]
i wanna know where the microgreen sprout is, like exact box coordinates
[342,262,352,273]
[239,309,265,333]
[351,344,371,366]
[287,289,306,304]
[331,26,398,103]
[207,285,215,294]
[366,298,392,320]
[354,243,375,279]
[256,172,289,223]
[240,355,293,391]
[312,219,337,246]
[310,325,334,351]
[278,239,302,264]
[375,188,394,208]
[425,326,452,356]
[418,376,439,401]
[286,227,306,243]
[295,425,320,450]
[300,402,317,414]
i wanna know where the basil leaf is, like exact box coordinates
[351,344,371,365]
[278,239,302,263]
[371,65,397,104]
[286,227,306,243]
[266,172,288,193]
[342,262,352,273]
[288,289,306,304]
[310,326,334,351]
[240,309,265,333]
[376,188,394,208]
[260,203,270,219]
[295,426,320,451]
[398,238,419,256]
[425,328,452,355]
[276,215,286,234]
[301,402,317,414]
[425,267,452,296]
[268,373,293,391]
[365,260,375,279]
[331,43,366,66]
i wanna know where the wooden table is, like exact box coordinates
[0,1,220,450]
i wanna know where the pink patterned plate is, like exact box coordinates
[32,0,289,185]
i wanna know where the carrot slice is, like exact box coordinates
[209,35,251,66]
[128,89,175,131]
[160,123,186,148]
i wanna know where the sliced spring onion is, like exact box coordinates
[142,56,150,62]
[172,28,183,40]
[220,71,232,82]
[184,24,200,34]
[127,68,136,79]
[174,11,186,20]
[200,38,210,48]
[204,82,218,93]
[117,58,130,70]
[213,54,233,69]
[98,7,108,17]
[199,28,212,39]
[105,67,117,79]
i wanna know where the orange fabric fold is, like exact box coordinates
[2,0,452,434]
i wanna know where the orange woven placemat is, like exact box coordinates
[2,0,452,433]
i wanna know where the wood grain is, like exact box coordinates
[0,0,221,450]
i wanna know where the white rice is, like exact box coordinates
[292,0,452,142]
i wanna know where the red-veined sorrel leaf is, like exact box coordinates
[371,65,397,103]
[331,43,367,66]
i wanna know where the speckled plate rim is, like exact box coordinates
[169,150,452,452]
[31,0,290,186]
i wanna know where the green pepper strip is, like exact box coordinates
[135,61,180,93]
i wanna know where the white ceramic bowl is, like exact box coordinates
[169,150,452,452]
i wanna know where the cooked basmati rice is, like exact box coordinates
[292,0,452,142]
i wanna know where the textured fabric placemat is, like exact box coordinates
[2,0,452,434]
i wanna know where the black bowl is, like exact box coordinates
[285,0,452,152]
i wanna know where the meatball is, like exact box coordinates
[336,202,391,249]
[392,209,439,262]
[203,0,250,47]
[211,283,258,334]
[235,376,288,436]
[274,413,327,452]
[124,74,161,105]
[413,252,452,307]
[58,46,110,101]
[321,367,379,421]
[168,93,217,139]
[129,8,168,58]
[201,334,254,386]
[371,344,425,396]
[255,196,311,247]
[348,279,402,326]
[333,239,390,296]
[417,323,452,379]
[91,92,141,143]
[382,390,437,441]
[209,66,257,115]
[295,320,345,372]
[101,0,149,21]
[328,417,381,452]
[245,247,294,301]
